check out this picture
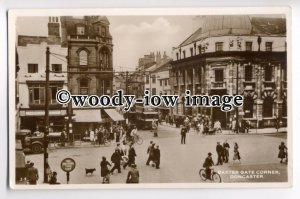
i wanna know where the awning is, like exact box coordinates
[104,109,124,121]
[73,109,101,123]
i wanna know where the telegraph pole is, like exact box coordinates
[44,47,50,183]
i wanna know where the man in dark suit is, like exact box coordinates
[153,145,161,169]
[216,142,223,165]
[223,140,230,163]
[111,149,122,174]
[181,126,187,144]
[123,144,136,169]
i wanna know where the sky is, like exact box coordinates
[16,16,194,71]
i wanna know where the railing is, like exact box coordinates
[69,35,97,40]
[211,82,226,89]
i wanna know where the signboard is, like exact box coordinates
[61,158,76,172]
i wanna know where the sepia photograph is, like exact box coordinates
[9,8,291,189]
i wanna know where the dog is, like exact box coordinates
[85,168,96,175]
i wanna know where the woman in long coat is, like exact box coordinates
[233,142,241,163]
[278,142,288,163]
[100,156,111,183]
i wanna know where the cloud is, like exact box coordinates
[114,17,181,36]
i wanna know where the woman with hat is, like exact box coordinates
[278,142,288,163]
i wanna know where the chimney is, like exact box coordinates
[48,16,60,37]
[156,51,161,64]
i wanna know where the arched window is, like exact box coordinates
[79,50,88,66]
[263,96,273,117]
[243,96,254,118]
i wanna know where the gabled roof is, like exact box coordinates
[145,58,172,73]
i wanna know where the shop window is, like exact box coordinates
[243,96,254,118]
[245,65,253,81]
[246,42,252,51]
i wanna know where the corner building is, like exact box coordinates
[170,16,287,128]
[61,16,121,135]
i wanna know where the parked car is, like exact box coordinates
[16,129,62,154]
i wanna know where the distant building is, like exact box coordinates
[17,17,68,132]
[170,16,287,128]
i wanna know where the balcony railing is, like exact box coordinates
[69,35,97,40]
[211,82,226,89]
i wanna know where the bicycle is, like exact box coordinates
[124,135,143,145]
[199,168,221,183]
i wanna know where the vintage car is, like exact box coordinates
[16,129,62,154]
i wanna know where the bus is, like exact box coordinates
[135,105,159,130]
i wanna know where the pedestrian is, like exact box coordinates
[223,140,230,163]
[126,164,139,183]
[152,120,158,137]
[216,142,223,165]
[90,128,95,144]
[116,126,121,143]
[278,142,288,163]
[146,141,154,165]
[123,144,136,169]
[60,130,66,147]
[181,126,187,144]
[153,145,161,169]
[100,156,111,183]
[49,171,60,184]
[233,142,241,163]
[27,162,39,185]
[111,149,122,174]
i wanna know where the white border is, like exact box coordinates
[8,7,292,190]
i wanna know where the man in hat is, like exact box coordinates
[111,149,122,174]
[126,164,139,183]
[216,142,224,165]
[181,126,188,144]
[123,144,136,169]
[146,141,155,166]
[153,145,161,169]
[203,152,214,180]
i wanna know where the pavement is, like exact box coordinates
[20,124,289,185]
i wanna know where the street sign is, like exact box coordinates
[61,158,76,172]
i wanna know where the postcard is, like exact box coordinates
[9,7,292,189]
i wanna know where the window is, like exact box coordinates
[243,97,254,118]
[152,75,156,84]
[265,65,273,81]
[215,42,223,52]
[245,65,253,81]
[245,42,252,51]
[176,53,179,60]
[52,64,62,73]
[152,88,156,95]
[29,83,62,105]
[79,50,88,66]
[215,69,224,82]
[183,50,186,59]
[100,50,109,68]
[101,26,106,37]
[160,80,162,86]
[28,64,38,73]
[77,26,85,35]
[263,96,273,117]
[190,48,193,56]
[165,79,168,86]
[79,79,89,95]
[265,42,273,52]
[198,45,202,54]
[146,75,150,84]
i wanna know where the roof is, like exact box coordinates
[179,15,286,47]
[145,58,172,73]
